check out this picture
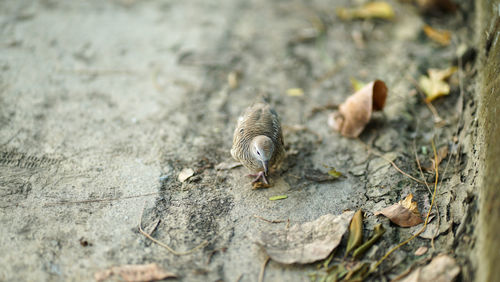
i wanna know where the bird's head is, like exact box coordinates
[251,135,274,175]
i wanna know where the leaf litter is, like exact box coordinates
[423,25,452,46]
[328,80,388,138]
[94,263,176,282]
[256,211,354,264]
[337,2,395,21]
[375,194,424,227]
[397,254,460,282]
[418,67,457,102]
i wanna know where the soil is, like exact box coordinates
[0,0,479,281]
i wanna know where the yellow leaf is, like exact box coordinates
[345,209,363,256]
[328,168,343,178]
[286,88,304,97]
[423,25,451,46]
[399,193,421,216]
[418,66,457,102]
[337,2,395,21]
[350,77,366,92]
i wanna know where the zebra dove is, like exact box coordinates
[231,102,285,185]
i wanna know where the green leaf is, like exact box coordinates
[328,169,343,178]
[269,195,288,201]
[352,224,385,259]
[345,209,363,257]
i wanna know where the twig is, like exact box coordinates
[360,140,424,184]
[253,215,285,223]
[138,203,208,255]
[258,256,270,282]
[369,139,439,273]
[44,192,159,207]
[412,140,439,250]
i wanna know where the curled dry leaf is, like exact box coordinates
[423,25,451,46]
[94,263,176,282]
[345,209,364,256]
[419,66,457,102]
[337,2,395,20]
[256,211,355,264]
[328,80,388,138]
[399,254,460,282]
[178,168,194,182]
[375,194,423,227]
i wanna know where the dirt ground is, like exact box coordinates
[0,0,479,281]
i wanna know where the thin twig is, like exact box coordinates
[370,139,439,273]
[44,192,159,207]
[253,215,285,223]
[258,256,270,282]
[360,140,424,184]
[138,203,208,255]
[412,140,439,250]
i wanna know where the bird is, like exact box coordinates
[231,102,285,185]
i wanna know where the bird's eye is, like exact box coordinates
[257,151,261,155]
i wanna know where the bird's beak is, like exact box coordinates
[262,160,269,176]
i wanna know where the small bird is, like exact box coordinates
[231,102,285,185]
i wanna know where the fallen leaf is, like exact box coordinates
[352,223,385,259]
[178,168,194,182]
[337,2,395,20]
[286,88,304,97]
[215,161,242,170]
[328,80,388,138]
[424,145,448,172]
[414,246,428,256]
[375,194,423,227]
[398,254,460,282]
[345,209,364,256]
[94,263,176,282]
[350,77,366,92]
[269,195,288,201]
[419,67,457,102]
[328,168,343,178]
[423,25,451,46]
[256,211,355,264]
[227,70,241,89]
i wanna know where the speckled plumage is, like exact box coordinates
[231,103,285,176]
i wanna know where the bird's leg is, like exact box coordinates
[247,171,269,185]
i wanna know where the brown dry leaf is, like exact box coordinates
[178,168,194,182]
[252,182,271,189]
[328,80,388,138]
[94,263,176,282]
[423,25,451,46]
[375,194,423,227]
[399,254,460,282]
[337,2,395,20]
[256,211,355,264]
[419,66,457,102]
[424,145,449,172]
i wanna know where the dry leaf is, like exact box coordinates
[424,145,448,172]
[419,67,457,102]
[416,0,457,14]
[256,211,355,264]
[375,194,423,227]
[328,80,388,138]
[178,168,194,182]
[252,182,271,189]
[350,77,366,92]
[399,254,460,282]
[227,70,241,89]
[328,168,343,178]
[423,25,451,46]
[94,263,176,282]
[215,161,242,170]
[286,88,304,97]
[337,2,395,20]
[345,209,363,256]
[414,246,428,256]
